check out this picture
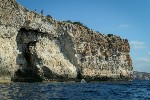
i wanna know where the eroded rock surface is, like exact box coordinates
[0,0,132,82]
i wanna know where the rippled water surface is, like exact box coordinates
[0,80,150,100]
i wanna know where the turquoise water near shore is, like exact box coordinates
[0,80,150,100]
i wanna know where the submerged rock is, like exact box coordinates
[81,79,87,83]
[0,0,132,82]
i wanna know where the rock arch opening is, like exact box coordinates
[13,28,42,82]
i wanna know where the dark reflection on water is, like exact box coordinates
[0,80,150,100]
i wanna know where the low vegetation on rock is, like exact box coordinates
[0,0,132,82]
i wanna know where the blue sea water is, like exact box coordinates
[0,80,150,100]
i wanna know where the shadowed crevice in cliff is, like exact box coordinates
[42,66,74,82]
[13,28,42,82]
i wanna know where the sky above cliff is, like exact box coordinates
[17,0,150,72]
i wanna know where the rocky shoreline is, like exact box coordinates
[0,0,132,82]
[133,71,150,80]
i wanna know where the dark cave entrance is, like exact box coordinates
[13,28,42,82]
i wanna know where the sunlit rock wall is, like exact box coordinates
[0,0,132,82]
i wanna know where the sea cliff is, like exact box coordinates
[0,0,132,82]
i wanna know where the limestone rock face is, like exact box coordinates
[0,0,132,82]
